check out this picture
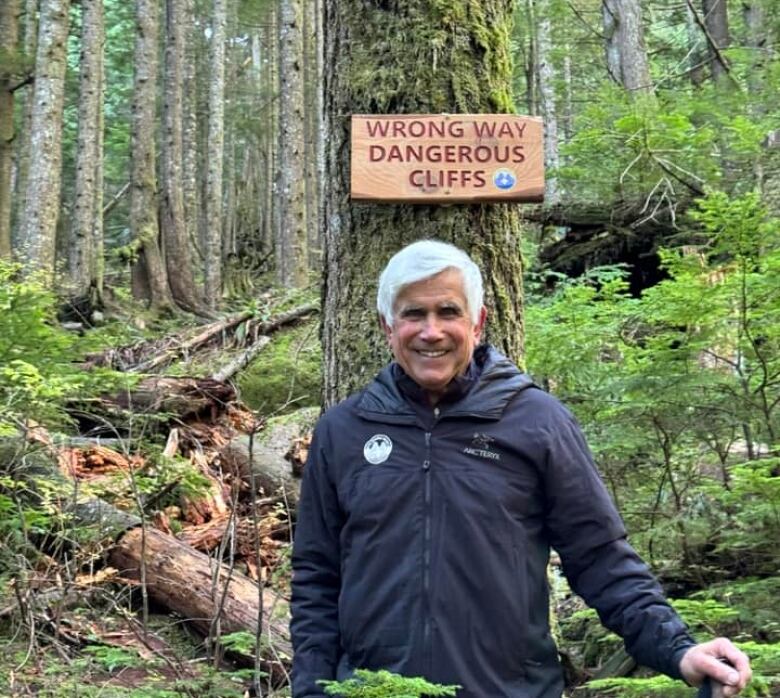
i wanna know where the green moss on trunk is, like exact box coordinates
[322,0,525,404]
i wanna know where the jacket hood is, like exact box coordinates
[356,344,535,421]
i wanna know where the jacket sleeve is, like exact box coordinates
[290,422,345,697]
[540,405,696,679]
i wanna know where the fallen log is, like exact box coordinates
[130,302,318,375]
[211,335,271,383]
[3,438,292,675]
[73,377,237,431]
[131,312,254,374]
[218,409,319,510]
[110,528,291,664]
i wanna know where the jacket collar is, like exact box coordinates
[356,345,535,423]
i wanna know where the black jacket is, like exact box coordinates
[290,346,695,697]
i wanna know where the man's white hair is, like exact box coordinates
[377,240,484,327]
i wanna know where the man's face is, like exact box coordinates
[381,268,486,402]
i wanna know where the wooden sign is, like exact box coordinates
[350,114,544,204]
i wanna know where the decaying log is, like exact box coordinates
[76,499,292,672]
[211,335,271,383]
[98,377,237,421]
[3,438,292,673]
[110,527,291,665]
[527,198,699,295]
[115,302,318,375]
[131,312,254,374]
[219,411,318,509]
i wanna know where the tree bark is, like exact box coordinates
[12,0,38,252]
[130,0,172,310]
[0,0,21,258]
[162,0,203,313]
[321,0,525,406]
[685,1,706,86]
[111,527,292,671]
[276,0,307,288]
[702,0,730,84]
[204,0,226,308]
[181,0,200,268]
[18,0,70,279]
[536,1,560,205]
[601,0,653,95]
[69,0,104,299]
[265,8,279,259]
[303,0,320,266]
[92,39,104,299]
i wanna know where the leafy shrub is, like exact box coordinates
[320,669,459,697]
[0,261,130,433]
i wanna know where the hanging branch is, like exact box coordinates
[683,0,742,91]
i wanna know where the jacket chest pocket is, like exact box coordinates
[345,465,420,525]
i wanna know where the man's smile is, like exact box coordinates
[417,349,447,358]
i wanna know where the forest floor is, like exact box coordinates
[1,292,779,698]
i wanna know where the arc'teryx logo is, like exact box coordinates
[463,432,501,461]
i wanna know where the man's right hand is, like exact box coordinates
[679,638,752,697]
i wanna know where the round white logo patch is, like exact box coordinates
[364,434,393,465]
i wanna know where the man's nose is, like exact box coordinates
[419,314,445,340]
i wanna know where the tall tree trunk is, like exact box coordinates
[204,0,226,308]
[18,0,70,278]
[685,1,706,87]
[702,0,730,84]
[276,0,307,288]
[602,0,653,95]
[321,0,525,406]
[303,0,319,267]
[69,0,103,299]
[130,0,172,310]
[12,0,38,250]
[314,0,325,265]
[182,0,201,274]
[92,36,104,299]
[523,0,537,115]
[265,8,279,259]
[562,52,573,142]
[0,0,21,258]
[162,0,203,313]
[536,2,560,205]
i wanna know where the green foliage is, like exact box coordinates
[320,669,459,698]
[81,643,145,672]
[669,599,739,634]
[585,640,780,697]
[527,191,780,573]
[585,674,695,697]
[0,262,131,433]
[238,318,321,415]
[218,630,258,655]
[0,263,80,431]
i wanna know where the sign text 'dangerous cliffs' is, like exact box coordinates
[350,114,544,204]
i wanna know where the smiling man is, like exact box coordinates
[290,240,751,698]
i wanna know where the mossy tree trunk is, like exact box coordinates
[0,0,21,258]
[130,0,172,310]
[321,0,525,406]
[18,0,70,279]
[69,0,103,300]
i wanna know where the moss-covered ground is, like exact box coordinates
[237,317,321,417]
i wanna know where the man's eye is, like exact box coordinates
[440,307,461,317]
[401,309,424,319]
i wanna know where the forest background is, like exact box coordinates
[1,0,780,696]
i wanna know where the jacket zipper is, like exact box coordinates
[422,406,438,676]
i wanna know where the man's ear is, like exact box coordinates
[379,314,393,343]
[474,306,487,341]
